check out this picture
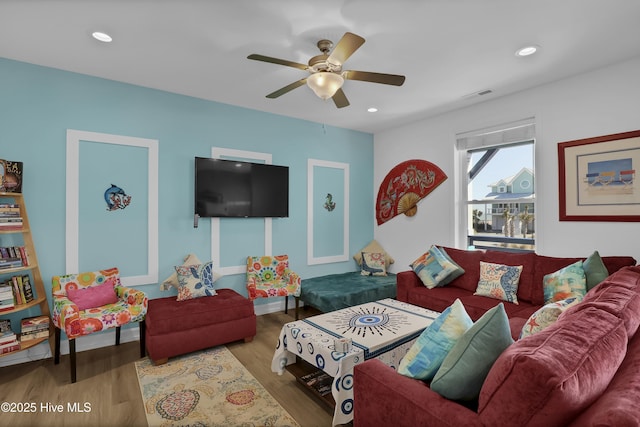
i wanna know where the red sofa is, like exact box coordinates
[396,246,636,339]
[354,252,640,426]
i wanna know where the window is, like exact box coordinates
[456,118,535,252]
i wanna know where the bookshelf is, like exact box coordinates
[0,192,53,358]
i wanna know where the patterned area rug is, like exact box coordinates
[135,346,300,427]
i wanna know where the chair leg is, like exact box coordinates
[284,296,289,314]
[115,326,121,346]
[139,320,146,358]
[54,328,61,364]
[295,297,300,320]
[69,339,77,384]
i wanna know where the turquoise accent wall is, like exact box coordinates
[0,58,374,326]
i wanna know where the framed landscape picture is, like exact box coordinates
[558,130,640,222]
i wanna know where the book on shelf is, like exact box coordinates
[0,341,20,354]
[0,298,15,312]
[0,207,20,216]
[20,329,49,342]
[22,275,34,302]
[13,276,26,304]
[21,315,49,332]
[0,160,23,193]
[0,329,17,346]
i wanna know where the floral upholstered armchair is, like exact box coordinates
[51,267,147,383]
[246,255,301,315]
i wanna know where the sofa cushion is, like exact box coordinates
[474,261,522,304]
[542,260,586,303]
[410,246,464,289]
[482,251,535,304]
[478,306,628,427]
[568,330,640,427]
[437,246,484,292]
[431,303,513,401]
[601,256,638,275]
[398,299,473,381]
[145,288,255,335]
[570,266,640,338]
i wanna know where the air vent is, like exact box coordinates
[478,89,493,96]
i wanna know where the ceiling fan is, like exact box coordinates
[247,32,406,108]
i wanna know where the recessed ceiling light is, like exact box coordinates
[515,45,539,57]
[367,107,378,113]
[92,31,113,43]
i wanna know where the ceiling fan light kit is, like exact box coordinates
[248,32,405,108]
[306,72,344,100]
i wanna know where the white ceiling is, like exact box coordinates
[2,0,640,134]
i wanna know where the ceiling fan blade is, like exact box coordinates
[332,88,350,108]
[344,70,406,86]
[266,78,308,99]
[327,32,365,65]
[247,54,308,71]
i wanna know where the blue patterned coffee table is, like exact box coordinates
[272,298,439,426]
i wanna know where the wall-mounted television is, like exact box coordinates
[194,157,289,220]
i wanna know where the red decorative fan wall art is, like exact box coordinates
[376,159,447,225]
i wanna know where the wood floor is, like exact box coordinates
[0,309,334,427]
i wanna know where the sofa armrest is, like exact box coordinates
[396,270,422,302]
[52,293,80,330]
[354,359,481,427]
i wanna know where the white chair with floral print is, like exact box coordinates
[51,267,147,383]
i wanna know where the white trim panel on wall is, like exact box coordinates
[307,159,350,265]
[66,129,159,286]
[210,147,273,275]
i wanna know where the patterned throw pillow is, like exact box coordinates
[474,261,523,304]
[543,260,587,304]
[161,254,222,291]
[431,303,514,401]
[353,239,395,269]
[175,261,218,301]
[411,246,465,289]
[360,252,387,276]
[398,299,473,381]
[519,297,580,339]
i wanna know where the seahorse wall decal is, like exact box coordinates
[324,193,336,212]
[104,184,132,211]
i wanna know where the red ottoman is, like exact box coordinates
[144,288,256,364]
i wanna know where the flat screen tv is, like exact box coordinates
[195,157,289,219]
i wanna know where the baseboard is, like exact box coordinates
[0,327,140,368]
[0,297,301,367]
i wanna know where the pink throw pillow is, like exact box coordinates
[67,278,118,310]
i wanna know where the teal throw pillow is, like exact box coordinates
[474,261,522,304]
[543,260,587,303]
[398,299,473,381]
[410,246,465,289]
[430,303,514,401]
[438,247,465,285]
[583,250,609,291]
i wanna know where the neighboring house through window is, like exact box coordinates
[455,118,536,251]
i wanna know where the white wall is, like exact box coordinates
[374,57,640,271]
